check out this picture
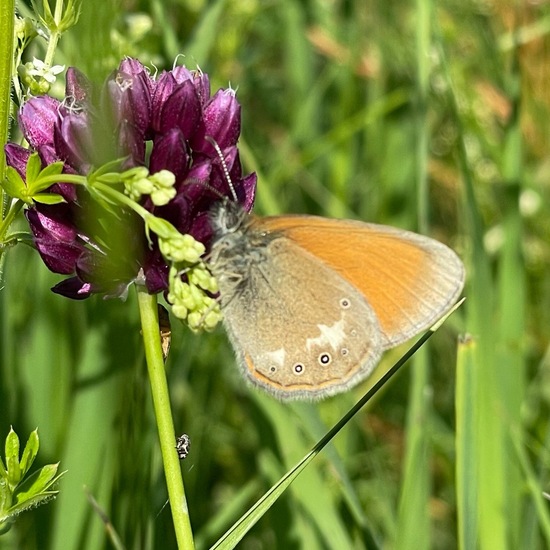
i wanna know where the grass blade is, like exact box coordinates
[210,304,461,549]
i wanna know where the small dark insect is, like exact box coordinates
[175,433,190,460]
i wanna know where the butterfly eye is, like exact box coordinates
[340,348,349,356]
[318,352,332,365]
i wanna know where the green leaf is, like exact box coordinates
[90,157,127,178]
[27,160,65,195]
[25,153,42,186]
[13,464,60,503]
[29,0,56,30]
[58,0,82,32]
[19,430,39,478]
[5,429,21,488]
[37,160,64,179]
[0,156,64,204]
[1,232,34,248]
[2,167,29,203]
[3,491,58,522]
[0,429,64,529]
[0,477,12,513]
[32,193,66,205]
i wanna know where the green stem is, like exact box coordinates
[136,287,195,549]
[0,0,15,214]
[93,180,150,218]
[43,0,64,67]
[0,200,23,242]
[30,174,147,218]
[38,173,87,186]
[44,30,60,68]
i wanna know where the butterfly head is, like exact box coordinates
[210,199,250,239]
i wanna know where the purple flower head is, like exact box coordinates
[5,59,256,299]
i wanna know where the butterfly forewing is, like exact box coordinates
[255,215,465,348]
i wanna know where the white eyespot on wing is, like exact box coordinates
[305,319,346,352]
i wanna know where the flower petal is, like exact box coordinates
[51,277,93,299]
[25,206,86,274]
[194,89,240,152]
[4,143,31,177]
[158,80,203,140]
[19,96,60,148]
[149,128,190,180]
[103,68,152,158]
[192,70,211,106]
[65,67,91,105]
[53,111,94,173]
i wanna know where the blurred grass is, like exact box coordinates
[2,0,550,548]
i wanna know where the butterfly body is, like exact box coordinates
[208,201,464,400]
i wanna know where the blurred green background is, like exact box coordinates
[2,0,550,548]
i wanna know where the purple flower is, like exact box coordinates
[5,59,256,299]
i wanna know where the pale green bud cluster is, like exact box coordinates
[157,230,205,264]
[15,17,37,42]
[168,265,221,332]
[148,215,222,332]
[123,168,176,206]
[18,58,65,95]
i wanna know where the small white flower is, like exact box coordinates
[27,58,65,83]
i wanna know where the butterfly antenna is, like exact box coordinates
[205,135,238,202]
[184,176,225,200]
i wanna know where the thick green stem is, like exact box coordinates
[0,0,15,209]
[136,287,195,549]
